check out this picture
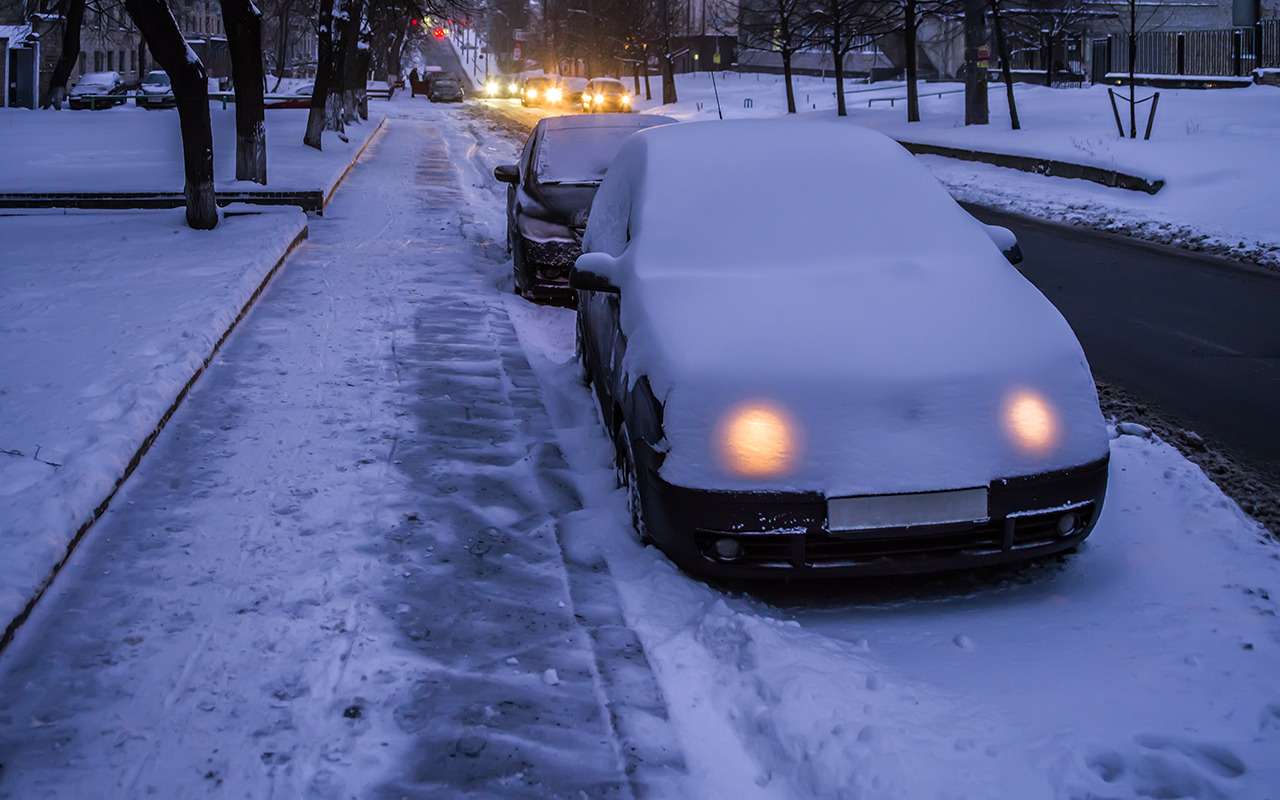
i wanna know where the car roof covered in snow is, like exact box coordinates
[540,114,673,133]
[78,71,121,83]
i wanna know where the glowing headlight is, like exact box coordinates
[593,93,605,104]
[508,81,519,93]
[716,402,799,478]
[1003,389,1059,455]
[546,87,563,103]
[526,87,538,99]
[621,93,632,105]
[485,80,498,95]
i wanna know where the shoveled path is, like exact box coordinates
[0,104,679,798]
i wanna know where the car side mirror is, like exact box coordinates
[983,223,1023,265]
[570,252,621,294]
[494,164,519,184]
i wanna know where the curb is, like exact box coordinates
[0,222,309,654]
[322,115,387,211]
[897,139,1165,194]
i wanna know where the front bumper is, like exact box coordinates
[517,233,582,298]
[638,450,1110,579]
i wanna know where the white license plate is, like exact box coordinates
[828,487,989,532]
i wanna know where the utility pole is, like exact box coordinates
[963,0,989,125]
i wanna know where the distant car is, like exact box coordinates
[520,75,562,107]
[68,71,128,109]
[560,76,589,107]
[264,82,312,109]
[481,75,521,99]
[493,114,675,301]
[135,70,175,109]
[582,77,633,113]
[570,121,1110,579]
[428,75,464,102]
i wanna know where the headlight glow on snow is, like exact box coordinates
[1004,389,1059,455]
[717,402,799,478]
[547,87,563,103]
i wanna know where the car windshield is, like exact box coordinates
[436,79,459,88]
[144,72,170,85]
[78,73,116,87]
[525,77,554,89]
[593,80,626,94]
[535,126,638,185]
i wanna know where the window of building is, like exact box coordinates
[107,50,114,70]
[94,51,103,71]
[79,52,86,75]
[119,51,126,72]
[130,50,136,72]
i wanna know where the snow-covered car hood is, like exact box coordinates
[140,82,169,93]
[590,120,1108,497]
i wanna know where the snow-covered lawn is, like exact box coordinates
[0,206,307,630]
[0,105,383,194]
[614,73,1280,267]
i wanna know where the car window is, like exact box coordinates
[145,71,170,85]
[534,126,637,185]
[582,158,632,257]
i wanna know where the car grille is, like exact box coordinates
[693,505,1090,569]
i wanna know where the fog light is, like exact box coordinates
[1057,512,1080,536]
[714,538,742,561]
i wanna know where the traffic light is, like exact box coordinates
[433,27,446,39]
[409,17,419,27]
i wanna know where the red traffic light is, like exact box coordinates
[432,27,445,39]
[409,17,419,27]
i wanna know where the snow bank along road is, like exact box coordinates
[1,95,1278,799]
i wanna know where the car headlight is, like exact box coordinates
[486,80,498,95]
[508,82,518,93]
[547,87,563,103]
[716,401,799,478]
[621,94,632,105]
[1003,388,1059,455]
[594,93,605,104]
[526,87,537,99]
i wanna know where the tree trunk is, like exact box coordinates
[123,0,218,229]
[337,0,365,125]
[271,1,291,91]
[990,0,1020,130]
[386,19,408,96]
[644,60,652,99]
[781,49,797,113]
[1127,0,1137,138]
[356,45,370,120]
[963,0,989,125]
[1044,30,1053,86]
[220,0,267,184]
[304,0,334,149]
[632,61,640,95]
[905,0,920,122]
[661,55,677,103]
[833,25,846,116]
[43,0,86,109]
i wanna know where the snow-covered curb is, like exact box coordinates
[0,207,309,646]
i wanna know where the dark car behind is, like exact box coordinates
[582,78,633,113]
[428,75,464,102]
[135,70,175,109]
[493,114,675,302]
[68,71,128,110]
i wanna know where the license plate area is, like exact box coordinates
[827,487,989,532]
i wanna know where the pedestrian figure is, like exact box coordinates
[410,68,420,97]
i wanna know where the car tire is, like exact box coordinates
[618,425,653,545]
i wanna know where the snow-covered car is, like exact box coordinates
[428,75,464,102]
[493,114,676,301]
[571,121,1110,579]
[68,71,128,110]
[521,75,562,107]
[581,77,633,113]
[135,70,175,109]
[264,82,313,109]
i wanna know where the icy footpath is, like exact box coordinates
[0,206,306,634]
[0,104,667,797]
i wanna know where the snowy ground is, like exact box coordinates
[1,95,1278,799]
[0,105,383,194]
[0,206,306,633]
[479,71,1280,268]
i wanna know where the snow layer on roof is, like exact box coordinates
[584,120,1108,495]
[0,24,32,44]
[535,115,674,184]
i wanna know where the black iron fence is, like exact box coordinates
[1091,19,1280,81]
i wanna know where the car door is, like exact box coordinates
[509,125,538,241]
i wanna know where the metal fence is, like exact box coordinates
[1092,19,1280,79]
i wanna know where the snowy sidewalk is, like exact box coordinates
[0,104,675,797]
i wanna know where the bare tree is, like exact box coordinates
[1007,0,1091,86]
[303,0,335,148]
[124,0,218,227]
[989,0,1019,128]
[962,0,988,124]
[727,0,818,113]
[652,0,683,103]
[220,0,268,183]
[808,0,891,117]
[41,0,86,108]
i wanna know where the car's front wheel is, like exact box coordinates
[618,425,653,545]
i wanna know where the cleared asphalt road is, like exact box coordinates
[972,206,1280,483]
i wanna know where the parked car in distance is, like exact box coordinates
[68,71,128,109]
[582,77,633,112]
[521,75,562,107]
[560,76,589,108]
[264,82,313,109]
[571,120,1110,580]
[428,74,464,102]
[482,75,521,98]
[493,114,676,302]
[135,70,175,109]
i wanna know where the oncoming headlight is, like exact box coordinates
[526,87,538,99]
[508,81,519,93]
[546,87,563,103]
[485,80,498,95]
[716,401,800,478]
[621,93,632,105]
[593,93,605,104]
